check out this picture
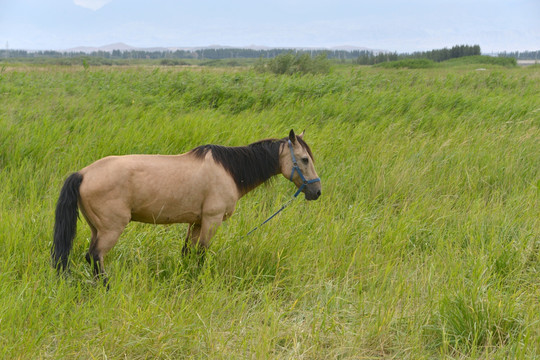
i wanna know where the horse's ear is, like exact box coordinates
[289,129,296,144]
[298,130,305,139]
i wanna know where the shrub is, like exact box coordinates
[160,59,189,66]
[376,58,438,69]
[255,52,331,75]
[444,55,517,67]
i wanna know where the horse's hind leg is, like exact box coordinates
[85,228,99,275]
[87,227,126,288]
[80,210,99,276]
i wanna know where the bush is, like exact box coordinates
[444,55,517,67]
[375,58,438,69]
[160,59,189,66]
[255,52,331,75]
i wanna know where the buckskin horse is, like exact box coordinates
[52,130,321,284]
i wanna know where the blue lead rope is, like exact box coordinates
[245,139,320,236]
[245,197,295,236]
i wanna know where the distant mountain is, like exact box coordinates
[64,43,385,53]
[99,43,138,51]
[65,46,101,53]
[66,42,137,53]
[331,45,378,51]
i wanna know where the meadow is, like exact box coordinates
[0,61,539,359]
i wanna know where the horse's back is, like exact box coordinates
[80,154,196,188]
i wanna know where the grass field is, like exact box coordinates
[0,62,539,359]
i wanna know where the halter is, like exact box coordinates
[288,139,321,197]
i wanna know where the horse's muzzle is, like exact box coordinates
[305,186,321,201]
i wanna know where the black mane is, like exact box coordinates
[190,137,314,194]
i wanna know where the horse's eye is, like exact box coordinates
[301,157,309,165]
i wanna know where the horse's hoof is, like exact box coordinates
[103,277,110,291]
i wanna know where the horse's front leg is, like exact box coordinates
[198,213,223,248]
[182,223,201,256]
[184,213,223,264]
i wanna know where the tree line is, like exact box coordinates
[2,45,538,64]
[1,48,374,61]
[497,50,540,60]
[355,45,481,65]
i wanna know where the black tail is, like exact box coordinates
[52,172,83,272]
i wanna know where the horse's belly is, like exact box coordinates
[130,193,204,224]
[131,207,201,225]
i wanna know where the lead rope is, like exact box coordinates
[215,193,295,256]
[245,194,297,236]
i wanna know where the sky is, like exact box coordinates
[0,0,538,53]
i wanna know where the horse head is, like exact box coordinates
[280,129,321,200]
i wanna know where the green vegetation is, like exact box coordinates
[255,52,331,75]
[0,47,369,62]
[1,62,539,358]
[444,55,517,67]
[355,44,481,65]
[407,44,482,62]
[375,58,438,69]
[2,44,528,69]
[0,55,258,68]
[375,55,517,69]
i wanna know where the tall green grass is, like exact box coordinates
[0,64,539,358]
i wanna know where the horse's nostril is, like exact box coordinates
[316,190,321,197]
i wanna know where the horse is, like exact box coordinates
[52,130,321,285]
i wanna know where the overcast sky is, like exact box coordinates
[1,0,538,53]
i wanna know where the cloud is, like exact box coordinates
[73,0,113,11]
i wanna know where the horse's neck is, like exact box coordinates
[231,142,282,196]
[239,149,281,196]
[190,140,283,196]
